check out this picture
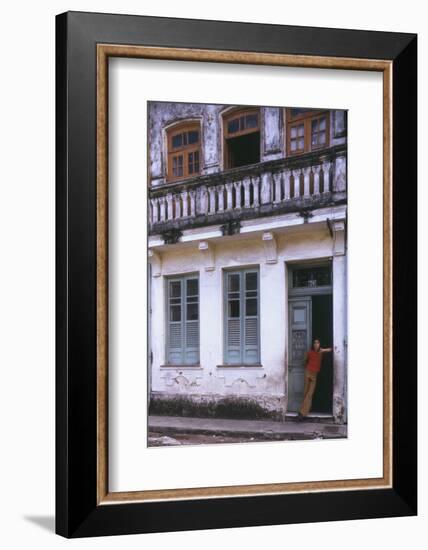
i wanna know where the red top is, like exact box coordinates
[306,350,323,373]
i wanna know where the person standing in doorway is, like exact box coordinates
[298,338,332,420]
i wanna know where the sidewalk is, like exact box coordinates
[149,415,347,441]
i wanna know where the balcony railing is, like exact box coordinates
[149,145,346,235]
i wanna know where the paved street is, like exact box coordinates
[148,415,347,446]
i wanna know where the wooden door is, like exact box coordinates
[288,297,311,412]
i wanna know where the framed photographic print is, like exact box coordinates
[56,11,417,538]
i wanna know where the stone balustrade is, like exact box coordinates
[149,145,346,234]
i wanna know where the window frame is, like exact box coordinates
[166,121,201,183]
[223,267,261,365]
[288,260,333,297]
[223,107,261,169]
[165,273,200,366]
[286,108,330,156]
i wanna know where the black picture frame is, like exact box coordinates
[56,11,417,538]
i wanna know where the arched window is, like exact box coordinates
[286,108,330,155]
[223,108,260,169]
[167,122,201,182]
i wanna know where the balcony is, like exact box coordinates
[149,144,346,237]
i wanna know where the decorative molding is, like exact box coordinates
[161,228,182,244]
[198,240,215,271]
[148,249,162,277]
[331,219,346,256]
[262,232,278,264]
[220,219,241,236]
[298,208,314,223]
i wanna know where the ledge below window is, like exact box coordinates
[160,364,202,369]
[216,364,263,369]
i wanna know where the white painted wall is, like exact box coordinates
[150,220,338,410]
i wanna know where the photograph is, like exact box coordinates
[147,101,348,446]
[0,0,420,544]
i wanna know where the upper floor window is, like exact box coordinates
[286,108,330,156]
[167,122,201,182]
[223,108,260,169]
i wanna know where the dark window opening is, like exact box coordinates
[293,266,332,288]
[226,131,260,169]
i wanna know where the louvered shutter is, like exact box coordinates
[167,276,199,365]
[225,272,242,363]
[225,269,260,364]
[167,279,183,364]
[244,271,259,364]
[184,277,199,364]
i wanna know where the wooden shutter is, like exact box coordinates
[225,269,259,364]
[184,277,199,364]
[243,271,259,364]
[167,276,199,365]
[226,272,242,364]
[167,278,183,364]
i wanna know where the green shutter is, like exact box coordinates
[225,269,259,364]
[243,271,259,364]
[167,275,199,365]
[225,272,241,364]
[167,278,183,364]
[184,277,199,364]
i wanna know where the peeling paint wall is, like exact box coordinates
[148,102,347,419]
[150,226,339,414]
[148,102,317,186]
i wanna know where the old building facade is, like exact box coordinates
[148,102,347,423]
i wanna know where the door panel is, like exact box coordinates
[288,297,311,412]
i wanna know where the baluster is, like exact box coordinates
[323,161,331,193]
[209,187,216,214]
[260,172,272,205]
[273,172,282,203]
[189,190,196,217]
[292,169,301,198]
[181,190,189,217]
[313,165,321,195]
[217,184,225,212]
[174,195,181,219]
[283,169,291,200]
[226,182,234,210]
[159,196,166,221]
[199,185,208,215]
[166,193,174,220]
[149,198,155,224]
[252,176,260,207]
[303,167,311,197]
[243,177,251,208]
[234,181,242,209]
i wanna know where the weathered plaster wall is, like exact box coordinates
[148,102,347,419]
[148,101,226,186]
[149,224,342,415]
[149,103,346,188]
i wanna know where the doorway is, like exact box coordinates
[310,294,333,413]
[287,262,333,415]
